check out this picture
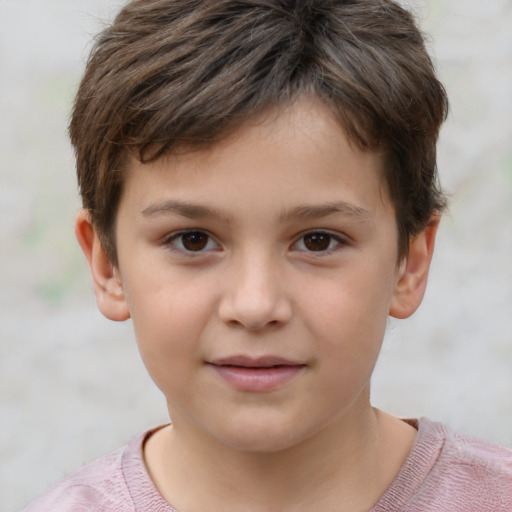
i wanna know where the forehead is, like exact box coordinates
[121,97,390,219]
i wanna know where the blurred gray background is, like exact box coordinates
[0,0,511,510]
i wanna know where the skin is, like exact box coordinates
[76,97,439,512]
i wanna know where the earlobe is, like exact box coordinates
[75,209,130,321]
[389,214,440,319]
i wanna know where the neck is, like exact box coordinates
[144,405,416,512]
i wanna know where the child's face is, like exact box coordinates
[95,98,421,452]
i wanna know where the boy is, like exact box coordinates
[23,0,512,510]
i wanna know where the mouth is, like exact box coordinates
[210,355,304,368]
[207,355,306,392]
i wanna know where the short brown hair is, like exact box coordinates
[70,0,448,265]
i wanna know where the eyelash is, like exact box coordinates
[163,229,347,255]
[163,230,220,254]
[292,230,347,255]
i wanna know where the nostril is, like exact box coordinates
[217,269,293,330]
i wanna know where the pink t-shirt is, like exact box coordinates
[21,418,512,511]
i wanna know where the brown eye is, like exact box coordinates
[166,230,220,254]
[294,231,345,253]
[180,231,210,251]
[302,233,332,251]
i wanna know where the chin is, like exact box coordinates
[211,417,316,454]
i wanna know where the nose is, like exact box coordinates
[218,252,292,331]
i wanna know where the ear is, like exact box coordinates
[389,214,440,319]
[75,209,130,321]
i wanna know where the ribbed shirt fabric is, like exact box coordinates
[22,418,512,511]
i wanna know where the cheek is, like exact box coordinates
[301,270,392,378]
[302,270,392,337]
[126,262,216,334]
[124,272,217,391]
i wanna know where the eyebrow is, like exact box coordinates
[141,199,371,222]
[141,200,224,219]
[279,202,372,223]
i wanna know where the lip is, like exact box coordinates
[207,355,306,392]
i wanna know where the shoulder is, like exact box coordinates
[21,433,146,512]
[436,420,512,492]
[372,418,512,512]
[409,418,512,511]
